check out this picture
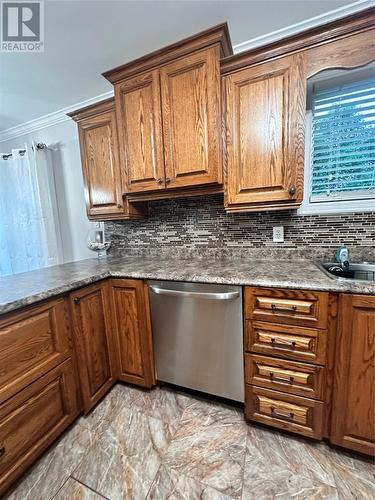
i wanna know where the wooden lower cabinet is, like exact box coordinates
[246,385,324,439]
[70,281,118,413]
[330,294,375,455]
[0,359,79,495]
[244,286,328,442]
[0,297,72,404]
[70,279,156,412]
[245,354,324,400]
[110,279,155,387]
[0,278,156,494]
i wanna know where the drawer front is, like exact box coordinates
[245,385,324,439]
[0,359,79,495]
[245,288,328,329]
[245,354,324,399]
[0,298,71,403]
[246,320,327,364]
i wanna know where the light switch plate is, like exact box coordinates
[273,226,284,243]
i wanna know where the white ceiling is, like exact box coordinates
[0,0,358,131]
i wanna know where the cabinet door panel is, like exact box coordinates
[330,294,375,455]
[70,282,117,412]
[79,109,124,216]
[224,54,305,209]
[116,71,165,193]
[110,279,155,387]
[0,298,71,403]
[160,47,222,188]
[0,359,79,495]
[246,385,324,439]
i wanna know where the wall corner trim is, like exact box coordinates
[233,0,374,53]
[0,90,114,143]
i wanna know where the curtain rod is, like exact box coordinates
[1,143,47,160]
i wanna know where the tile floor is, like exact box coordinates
[5,383,375,500]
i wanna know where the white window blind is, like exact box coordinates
[310,75,375,203]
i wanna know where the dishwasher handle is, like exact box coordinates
[149,285,240,301]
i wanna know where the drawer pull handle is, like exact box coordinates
[270,338,297,349]
[0,445,5,458]
[270,406,295,421]
[269,372,295,384]
[271,304,297,312]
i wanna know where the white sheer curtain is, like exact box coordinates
[0,145,62,277]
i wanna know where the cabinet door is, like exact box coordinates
[70,282,118,413]
[330,294,375,455]
[160,47,222,189]
[110,279,155,388]
[0,359,79,496]
[115,71,165,193]
[0,297,71,403]
[224,54,305,210]
[78,108,125,217]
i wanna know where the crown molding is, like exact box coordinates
[0,0,372,143]
[0,90,114,143]
[232,0,374,54]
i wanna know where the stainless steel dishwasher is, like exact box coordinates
[148,281,244,402]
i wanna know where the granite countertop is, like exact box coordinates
[1,255,374,316]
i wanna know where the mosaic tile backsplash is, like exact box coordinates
[105,195,375,261]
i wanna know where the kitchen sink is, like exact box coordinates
[319,262,375,282]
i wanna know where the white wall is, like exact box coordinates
[0,120,94,263]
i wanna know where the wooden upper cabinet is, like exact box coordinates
[69,99,146,221]
[115,71,165,193]
[160,47,221,189]
[330,294,375,456]
[223,53,305,212]
[70,281,118,413]
[103,23,232,199]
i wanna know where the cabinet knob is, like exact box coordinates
[73,297,80,304]
[289,185,296,196]
[117,203,122,209]
[165,177,171,184]
[0,445,5,458]
[156,178,163,184]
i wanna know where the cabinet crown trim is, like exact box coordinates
[67,97,115,122]
[221,7,375,74]
[102,22,232,83]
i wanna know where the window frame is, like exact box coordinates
[298,73,375,216]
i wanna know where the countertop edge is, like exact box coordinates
[1,262,374,317]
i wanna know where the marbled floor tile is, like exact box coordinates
[162,398,247,498]
[319,445,375,499]
[73,404,176,500]
[133,385,196,425]
[5,417,97,500]
[53,478,105,500]
[80,383,148,437]
[147,464,234,500]
[242,425,338,500]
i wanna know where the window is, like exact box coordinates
[299,65,375,215]
[0,145,62,277]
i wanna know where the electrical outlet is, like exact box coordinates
[273,226,284,243]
